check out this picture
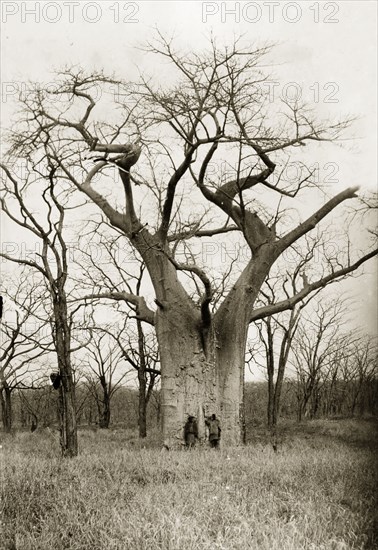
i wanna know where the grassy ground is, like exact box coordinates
[1,419,377,550]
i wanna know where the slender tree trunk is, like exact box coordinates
[136,319,147,438]
[98,398,111,428]
[54,297,78,457]
[273,370,285,426]
[20,393,27,428]
[138,378,147,438]
[98,376,111,428]
[99,403,111,428]
[266,321,275,429]
[273,342,291,427]
[0,383,12,433]
[138,393,147,437]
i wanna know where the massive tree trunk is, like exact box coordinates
[154,246,275,448]
[79,163,366,448]
[217,324,248,446]
[215,248,277,446]
[158,315,250,448]
[4,43,375,454]
[156,304,218,447]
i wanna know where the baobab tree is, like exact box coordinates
[2,36,377,447]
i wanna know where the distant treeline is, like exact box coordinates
[3,376,378,434]
[244,378,378,427]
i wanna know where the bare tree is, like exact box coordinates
[86,317,160,437]
[81,330,129,429]
[292,299,351,421]
[2,36,377,446]
[0,157,84,456]
[73,231,161,437]
[343,336,378,416]
[0,273,49,432]
[252,292,308,432]
[249,231,355,440]
[115,319,160,438]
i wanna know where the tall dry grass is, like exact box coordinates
[1,419,377,549]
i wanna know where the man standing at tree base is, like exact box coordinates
[184,415,198,448]
[205,414,221,449]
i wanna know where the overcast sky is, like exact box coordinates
[1,1,377,345]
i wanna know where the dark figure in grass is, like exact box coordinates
[184,415,198,448]
[205,414,221,449]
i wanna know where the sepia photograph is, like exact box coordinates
[0,1,377,548]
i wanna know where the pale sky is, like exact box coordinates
[1,1,377,354]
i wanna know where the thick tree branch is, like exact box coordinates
[157,146,197,242]
[276,186,360,254]
[56,159,129,233]
[168,222,238,242]
[76,292,155,325]
[250,249,378,322]
[89,141,143,228]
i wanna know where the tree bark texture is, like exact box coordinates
[98,375,111,429]
[0,383,12,433]
[153,246,276,448]
[54,296,78,457]
[137,317,148,438]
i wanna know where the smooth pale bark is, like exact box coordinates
[157,311,218,447]
[155,244,276,448]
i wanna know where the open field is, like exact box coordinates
[1,419,377,550]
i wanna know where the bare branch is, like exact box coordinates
[250,249,378,322]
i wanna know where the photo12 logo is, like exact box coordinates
[202,2,340,24]
[263,81,340,104]
[1,80,103,104]
[1,2,139,24]
[1,80,138,112]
